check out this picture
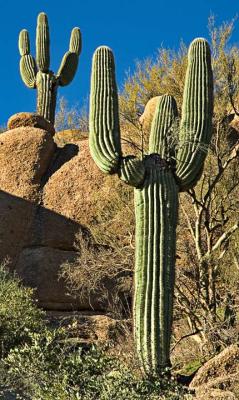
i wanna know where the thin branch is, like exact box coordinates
[171,329,203,352]
[209,221,239,255]
[233,253,239,271]
[121,137,142,152]
[180,201,196,241]
[194,205,203,261]
[203,141,239,204]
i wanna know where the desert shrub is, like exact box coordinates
[0,263,191,399]
[55,97,89,132]
[1,332,191,400]
[0,263,45,358]
[61,175,135,318]
[61,232,133,318]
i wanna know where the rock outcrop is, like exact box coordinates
[42,139,114,228]
[46,311,128,344]
[0,113,126,311]
[2,105,239,313]
[8,112,55,135]
[0,117,101,310]
[190,344,239,399]
[0,126,55,265]
[139,96,160,130]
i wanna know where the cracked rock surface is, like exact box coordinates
[0,119,112,311]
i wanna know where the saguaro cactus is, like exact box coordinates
[18,12,81,124]
[89,39,213,375]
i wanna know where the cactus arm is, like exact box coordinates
[176,38,213,190]
[134,160,178,374]
[69,27,82,55]
[36,12,50,72]
[57,52,79,86]
[57,28,81,87]
[19,29,30,56]
[19,29,37,88]
[89,46,122,174]
[119,156,145,187]
[19,56,37,88]
[118,94,178,188]
[149,95,178,160]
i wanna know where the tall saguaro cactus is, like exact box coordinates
[89,39,213,375]
[18,12,81,124]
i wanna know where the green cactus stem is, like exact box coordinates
[36,71,57,124]
[18,12,81,124]
[89,46,121,174]
[134,157,178,371]
[89,40,213,375]
[176,38,213,189]
[36,12,50,72]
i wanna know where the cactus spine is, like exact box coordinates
[89,39,213,375]
[18,12,81,124]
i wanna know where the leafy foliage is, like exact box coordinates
[0,263,191,399]
[1,16,238,399]
[0,263,44,358]
[2,335,191,400]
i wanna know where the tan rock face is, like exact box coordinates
[16,247,79,309]
[16,247,107,311]
[28,203,81,250]
[0,191,36,266]
[194,388,237,400]
[54,129,88,146]
[43,139,113,228]
[0,127,55,200]
[190,345,239,399]
[139,96,160,130]
[0,127,55,264]
[190,344,239,388]
[46,312,125,344]
[8,112,55,135]
[0,125,120,311]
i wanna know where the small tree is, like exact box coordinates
[55,97,89,132]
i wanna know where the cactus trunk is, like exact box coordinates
[134,158,178,374]
[89,40,213,376]
[36,72,57,124]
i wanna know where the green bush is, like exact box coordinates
[0,266,192,399]
[0,263,45,358]
[1,332,192,399]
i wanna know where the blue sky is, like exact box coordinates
[0,0,239,126]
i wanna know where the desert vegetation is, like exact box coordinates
[19,12,81,123]
[0,14,238,400]
[60,17,239,396]
[63,15,239,333]
[0,264,191,399]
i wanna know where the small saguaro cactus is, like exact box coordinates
[18,12,81,124]
[89,40,213,375]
